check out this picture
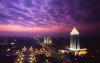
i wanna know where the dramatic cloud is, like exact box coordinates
[0,0,100,36]
[0,0,99,26]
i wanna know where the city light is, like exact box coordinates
[70,27,79,35]
[11,43,15,45]
[0,0,99,63]
[6,48,11,51]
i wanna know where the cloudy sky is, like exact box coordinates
[0,0,100,37]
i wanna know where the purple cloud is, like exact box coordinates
[0,0,100,28]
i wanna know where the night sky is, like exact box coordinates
[0,0,100,37]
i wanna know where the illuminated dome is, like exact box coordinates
[70,27,79,35]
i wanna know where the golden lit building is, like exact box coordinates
[44,37,52,45]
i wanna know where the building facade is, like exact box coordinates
[70,27,80,50]
[44,37,52,45]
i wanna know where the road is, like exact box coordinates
[36,39,72,63]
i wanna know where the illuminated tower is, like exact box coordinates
[70,27,80,50]
[44,37,52,45]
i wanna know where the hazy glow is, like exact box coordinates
[0,24,67,33]
[71,27,79,35]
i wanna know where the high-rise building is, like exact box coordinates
[44,37,52,45]
[70,27,80,50]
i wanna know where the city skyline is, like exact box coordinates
[0,0,99,63]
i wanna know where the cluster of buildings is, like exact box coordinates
[43,27,87,56]
[15,27,87,63]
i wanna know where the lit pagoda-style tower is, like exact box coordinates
[44,37,52,45]
[70,27,80,50]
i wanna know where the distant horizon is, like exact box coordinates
[0,0,100,37]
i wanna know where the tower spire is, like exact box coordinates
[70,27,79,35]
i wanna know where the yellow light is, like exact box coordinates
[80,48,87,50]
[59,50,65,53]
[79,50,87,56]
[75,51,79,56]
[19,61,23,63]
[71,27,79,35]
[17,58,20,61]
[40,51,43,53]
[30,46,33,51]
[21,53,23,55]
[30,57,33,60]
[74,49,87,56]
[21,58,23,60]
[29,60,33,63]
[22,54,24,57]
[16,51,18,54]
[22,46,26,51]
